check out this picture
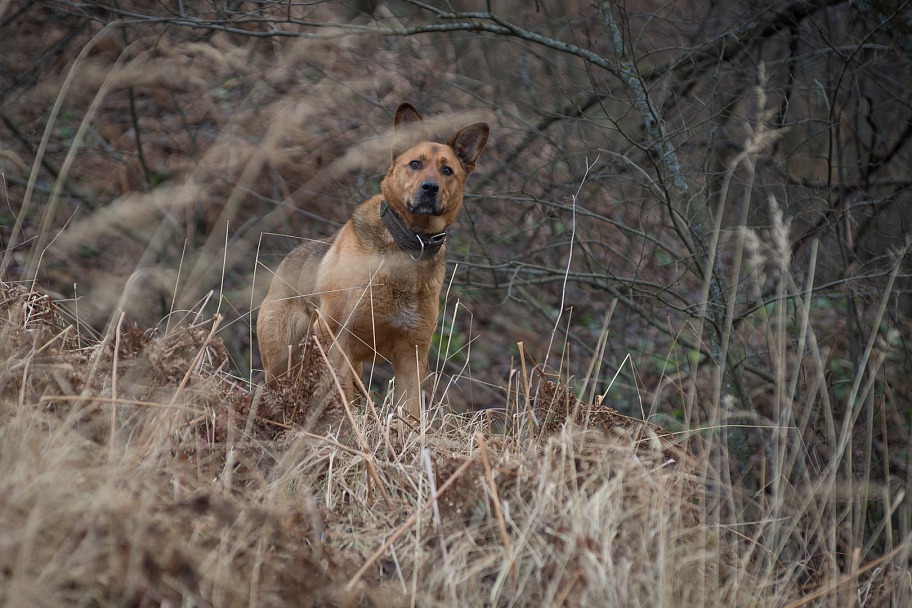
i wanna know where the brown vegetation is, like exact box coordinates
[2,0,911,605]
[1,280,705,606]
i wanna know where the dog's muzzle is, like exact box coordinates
[408,180,441,215]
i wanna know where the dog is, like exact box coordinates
[257,103,489,420]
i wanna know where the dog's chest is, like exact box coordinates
[386,295,420,330]
[372,262,441,331]
[318,246,443,336]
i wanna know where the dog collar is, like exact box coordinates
[379,200,447,260]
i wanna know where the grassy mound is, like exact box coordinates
[0,280,728,607]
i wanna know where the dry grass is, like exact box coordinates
[2,273,908,606]
[3,2,912,606]
[0,279,715,607]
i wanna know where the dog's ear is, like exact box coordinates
[448,122,490,174]
[391,103,428,159]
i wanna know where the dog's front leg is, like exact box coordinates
[312,316,360,407]
[328,347,358,405]
[392,346,428,422]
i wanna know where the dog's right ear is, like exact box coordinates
[392,102,428,159]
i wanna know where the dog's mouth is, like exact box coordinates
[407,199,442,216]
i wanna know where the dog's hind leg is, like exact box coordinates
[257,240,329,383]
[257,293,313,383]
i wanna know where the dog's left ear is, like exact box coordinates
[448,122,490,174]
[392,102,429,160]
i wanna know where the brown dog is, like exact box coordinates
[257,103,489,420]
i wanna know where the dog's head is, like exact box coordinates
[382,103,489,232]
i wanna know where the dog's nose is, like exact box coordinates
[421,181,439,196]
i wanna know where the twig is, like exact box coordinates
[783,541,910,608]
[422,447,448,560]
[554,568,584,607]
[42,395,203,410]
[422,448,442,529]
[476,433,514,581]
[517,341,534,444]
[312,335,393,509]
[299,430,373,458]
[542,156,593,373]
[221,384,263,493]
[109,310,126,459]
[168,315,222,409]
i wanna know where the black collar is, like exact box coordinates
[379,201,447,260]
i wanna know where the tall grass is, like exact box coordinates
[1,6,910,605]
[2,173,910,606]
[0,277,707,606]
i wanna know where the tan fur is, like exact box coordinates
[257,103,489,420]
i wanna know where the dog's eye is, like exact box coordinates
[441,165,454,176]
[409,160,422,169]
